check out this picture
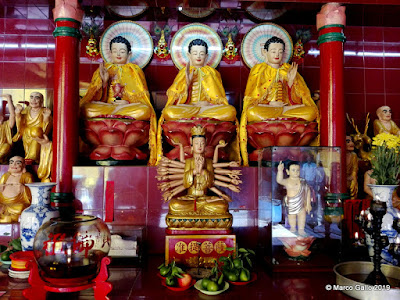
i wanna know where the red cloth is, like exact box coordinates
[344,199,371,239]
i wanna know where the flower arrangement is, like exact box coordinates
[370,133,400,185]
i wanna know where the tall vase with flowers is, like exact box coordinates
[367,133,400,264]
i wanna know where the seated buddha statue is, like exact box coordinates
[13,92,52,164]
[240,36,319,165]
[373,106,400,136]
[241,36,318,123]
[79,35,157,163]
[161,39,236,122]
[157,39,238,163]
[0,156,33,223]
[80,36,155,121]
[157,125,241,229]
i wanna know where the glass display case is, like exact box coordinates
[258,146,345,271]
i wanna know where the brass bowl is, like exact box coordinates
[333,261,400,300]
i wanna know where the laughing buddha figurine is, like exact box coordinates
[0,156,33,223]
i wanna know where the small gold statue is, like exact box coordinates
[373,106,400,136]
[154,30,170,61]
[86,34,100,58]
[0,156,33,223]
[222,34,239,62]
[347,113,372,161]
[13,92,52,164]
[157,125,241,229]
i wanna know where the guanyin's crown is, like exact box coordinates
[191,125,206,137]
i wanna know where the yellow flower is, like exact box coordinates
[370,133,400,185]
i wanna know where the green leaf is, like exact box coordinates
[238,248,248,253]
[226,247,235,251]
[248,249,255,255]
[246,256,252,268]
[158,263,165,269]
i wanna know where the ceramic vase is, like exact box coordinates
[20,182,59,251]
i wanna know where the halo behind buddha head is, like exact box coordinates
[241,23,293,69]
[170,23,223,70]
[100,20,153,69]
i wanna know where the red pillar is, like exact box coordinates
[51,1,83,206]
[317,4,347,194]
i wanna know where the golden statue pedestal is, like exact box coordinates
[165,213,233,233]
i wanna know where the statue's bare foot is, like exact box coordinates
[298,230,308,237]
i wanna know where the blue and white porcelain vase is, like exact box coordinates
[20,182,59,251]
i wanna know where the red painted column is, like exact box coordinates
[51,1,83,207]
[317,3,347,194]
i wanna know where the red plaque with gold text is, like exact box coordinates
[165,235,236,267]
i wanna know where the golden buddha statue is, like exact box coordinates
[240,36,319,166]
[373,106,400,136]
[161,39,236,122]
[80,35,157,162]
[0,94,16,164]
[157,38,238,163]
[157,125,241,229]
[346,135,358,199]
[241,36,318,122]
[13,92,52,164]
[0,156,33,223]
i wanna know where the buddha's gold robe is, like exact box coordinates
[0,122,12,164]
[240,62,319,166]
[169,158,228,215]
[162,66,236,121]
[80,63,157,165]
[37,142,52,182]
[373,119,400,136]
[346,152,359,199]
[157,66,239,164]
[0,172,33,223]
[13,107,52,163]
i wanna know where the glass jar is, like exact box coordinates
[33,215,111,287]
[324,193,345,223]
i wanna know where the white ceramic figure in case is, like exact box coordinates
[20,182,59,251]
